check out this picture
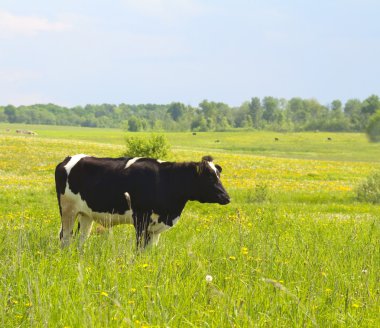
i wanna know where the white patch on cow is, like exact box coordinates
[64,154,88,175]
[125,157,142,169]
[207,161,219,178]
[151,213,159,222]
[148,221,170,234]
[157,159,166,163]
[149,213,167,233]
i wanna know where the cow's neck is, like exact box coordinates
[159,162,197,212]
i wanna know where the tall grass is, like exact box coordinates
[0,130,379,327]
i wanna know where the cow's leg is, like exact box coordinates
[145,214,174,247]
[133,211,151,249]
[145,233,161,247]
[60,205,78,248]
[78,214,93,247]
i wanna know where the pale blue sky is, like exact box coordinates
[0,0,379,106]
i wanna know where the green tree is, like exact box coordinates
[362,95,380,116]
[344,99,363,131]
[248,97,263,128]
[199,100,217,118]
[366,110,380,142]
[233,102,250,128]
[287,97,307,126]
[331,99,342,112]
[262,97,282,125]
[167,102,186,122]
[191,115,208,131]
[4,105,16,123]
[128,116,143,132]
[0,107,8,122]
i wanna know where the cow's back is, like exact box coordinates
[55,155,162,216]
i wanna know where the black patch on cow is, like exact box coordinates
[67,157,132,214]
[157,213,178,226]
[55,156,70,216]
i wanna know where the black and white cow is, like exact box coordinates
[55,155,230,248]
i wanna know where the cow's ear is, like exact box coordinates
[215,164,222,173]
[202,155,213,162]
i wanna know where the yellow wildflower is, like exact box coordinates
[241,247,249,255]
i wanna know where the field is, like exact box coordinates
[0,124,379,327]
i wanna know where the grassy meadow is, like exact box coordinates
[0,124,379,327]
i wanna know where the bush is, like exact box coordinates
[366,110,380,142]
[246,183,270,203]
[124,134,171,159]
[356,172,380,204]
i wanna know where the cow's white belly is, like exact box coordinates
[91,210,133,227]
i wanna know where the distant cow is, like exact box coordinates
[274,138,279,141]
[55,155,230,248]
[15,129,36,135]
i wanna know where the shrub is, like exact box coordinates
[366,110,380,142]
[246,183,270,203]
[356,172,380,204]
[124,134,171,159]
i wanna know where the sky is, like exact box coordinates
[0,0,379,107]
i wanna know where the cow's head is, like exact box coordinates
[193,156,230,205]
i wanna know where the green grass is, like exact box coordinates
[0,126,379,327]
[2,123,380,162]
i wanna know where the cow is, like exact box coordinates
[55,155,230,249]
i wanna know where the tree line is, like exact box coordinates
[1,95,380,132]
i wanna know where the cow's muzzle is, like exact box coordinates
[218,195,230,205]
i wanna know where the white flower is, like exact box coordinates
[205,275,213,282]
